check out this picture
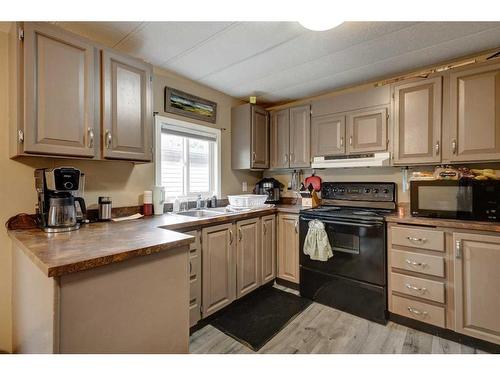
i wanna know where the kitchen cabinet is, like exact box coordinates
[453,232,500,345]
[448,63,500,162]
[201,223,236,317]
[311,114,346,156]
[18,22,97,158]
[236,218,261,298]
[346,106,388,153]
[102,50,153,161]
[393,77,442,165]
[185,230,201,327]
[261,215,277,284]
[231,104,270,169]
[270,105,310,169]
[277,214,300,284]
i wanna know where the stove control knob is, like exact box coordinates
[364,188,371,194]
[339,188,345,193]
[373,188,379,194]
[333,188,338,193]
[383,188,389,194]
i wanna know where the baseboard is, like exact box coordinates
[275,278,299,291]
[389,313,500,354]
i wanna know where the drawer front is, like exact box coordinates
[391,249,444,277]
[391,226,444,252]
[392,294,445,328]
[391,272,445,303]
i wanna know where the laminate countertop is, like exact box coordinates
[386,204,500,233]
[8,205,304,278]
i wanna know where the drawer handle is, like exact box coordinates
[189,261,192,274]
[407,306,428,317]
[406,236,427,243]
[405,283,427,294]
[405,259,427,268]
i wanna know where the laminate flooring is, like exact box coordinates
[189,285,488,354]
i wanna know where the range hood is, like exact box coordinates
[311,152,391,169]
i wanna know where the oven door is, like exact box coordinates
[299,216,386,286]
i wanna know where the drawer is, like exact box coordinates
[391,272,445,303]
[391,226,444,252]
[391,294,445,328]
[391,249,444,277]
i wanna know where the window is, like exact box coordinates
[155,115,221,200]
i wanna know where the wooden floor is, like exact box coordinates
[190,285,487,354]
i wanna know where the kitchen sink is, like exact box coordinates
[174,209,226,218]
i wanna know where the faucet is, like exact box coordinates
[196,194,203,210]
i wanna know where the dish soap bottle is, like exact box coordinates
[173,197,180,213]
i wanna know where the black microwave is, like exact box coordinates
[410,179,500,221]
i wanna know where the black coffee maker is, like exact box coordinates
[35,167,87,232]
[254,178,283,204]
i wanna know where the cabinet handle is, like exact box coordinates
[406,236,427,243]
[435,140,440,155]
[105,130,112,149]
[229,230,234,245]
[189,260,192,274]
[405,283,427,294]
[252,152,256,162]
[294,220,298,234]
[349,136,353,146]
[340,137,344,147]
[407,307,428,317]
[284,154,288,164]
[405,259,427,268]
[290,153,295,163]
[451,139,457,155]
[263,223,267,235]
[238,228,242,242]
[455,239,462,259]
[88,128,94,148]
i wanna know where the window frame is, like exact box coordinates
[154,114,221,200]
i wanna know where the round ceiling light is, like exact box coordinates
[299,20,343,31]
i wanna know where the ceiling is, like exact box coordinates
[56,22,500,105]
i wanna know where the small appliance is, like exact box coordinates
[35,167,87,232]
[254,178,282,203]
[299,182,397,324]
[410,179,500,221]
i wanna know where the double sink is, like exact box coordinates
[174,207,228,218]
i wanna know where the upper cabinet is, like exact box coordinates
[270,105,310,169]
[231,104,269,170]
[9,22,153,162]
[102,50,153,161]
[18,23,97,158]
[393,77,442,165]
[311,114,345,156]
[448,63,500,163]
[347,106,388,154]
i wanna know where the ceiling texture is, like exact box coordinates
[56,22,500,105]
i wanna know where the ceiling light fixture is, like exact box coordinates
[299,20,343,31]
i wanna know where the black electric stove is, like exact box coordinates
[299,182,396,324]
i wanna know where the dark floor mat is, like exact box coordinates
[211,286,312,351]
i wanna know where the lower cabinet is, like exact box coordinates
[453,232,500,345]
[261,215,277,284]
[236,218,261,298]
[201,223,236,318]
[277,214,300,284]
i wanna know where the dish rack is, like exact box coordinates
[227,194,268,209]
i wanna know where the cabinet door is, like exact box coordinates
[23,23,96,157]
[453,232,500,345]
[236,218,261,298]
[277,214,300,284]
[261,215,277,284]
[449,64,500,162]
[289,105,311,167]
[270,109,290,168]
[311,114,346,156]
[202,223,236,317]
[102,50,152,161]
[251,106,269,168]
[347,106,388,154]
[393,77,442,165]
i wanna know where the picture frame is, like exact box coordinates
[164,86,217,124]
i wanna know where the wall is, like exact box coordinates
[0,27,260,352]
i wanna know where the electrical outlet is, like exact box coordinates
[242,181,248,192]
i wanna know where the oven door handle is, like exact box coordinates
[300,217,383,228]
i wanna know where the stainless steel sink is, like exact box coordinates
[174,209,226,218]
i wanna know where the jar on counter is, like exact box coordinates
[143,191,153,216]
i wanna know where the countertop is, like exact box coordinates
[386,204,500,233]
[9,205,304,278]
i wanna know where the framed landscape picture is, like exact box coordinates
[164,87,217,124]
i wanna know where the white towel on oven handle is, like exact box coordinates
[303,219,333,262]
